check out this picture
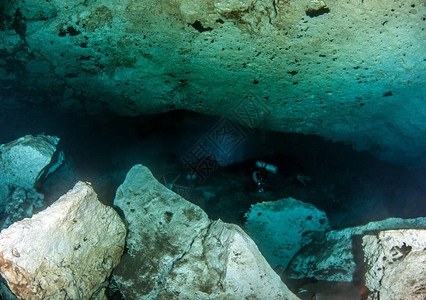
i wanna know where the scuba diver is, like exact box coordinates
[252,161,278,192]
[252,160,312,192]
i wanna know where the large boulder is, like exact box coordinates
[0,182,126,299]
[287,217,426,282]
[0,135,63,190]
[363,229,426,300]
[113,164,211,298]
[244,198,330,270]
[113,164,299,299]
[0,135,64,230]
[0,0,425,167]
[161,218,299,299]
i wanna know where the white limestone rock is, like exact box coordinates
[0,135,63,190]
[113,164,211,299]
[287,217,426,282]
[363,229,426,300]
[161,219,299,300]
[0,182,126,300]
[244,197,330,269]
[214,0,255,15]
[113,164,299,299]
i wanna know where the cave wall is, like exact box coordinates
[0,0,425,166]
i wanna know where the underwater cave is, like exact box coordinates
[0,0,425,299]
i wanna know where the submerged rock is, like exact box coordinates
[113,164,211,299]
[244,198,330,269]
[113,164,299,299]
[363,229,426,300]
[162,219,298,299]
[1,187,44,232]
[287,217,426,282]
[0,135,64,230]
[0,135,63,190]
[0,174,8,204]
[0,182,126,299]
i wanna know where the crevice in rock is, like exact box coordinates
[190,20,213,33]
[12,9,27,40]
[149,228,207,299]
[305,6,330,18]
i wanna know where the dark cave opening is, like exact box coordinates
[1,100,425,230]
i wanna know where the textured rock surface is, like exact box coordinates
[363,229,426,300]
[0,182,126,299]
[0,135,64,230]
[244,197,330,269]
[113,164,211,299]
[161,219,299,299]
[0,0,425,166]
[113,164,299,299]
[1,187,44,231]
[287,217,426,282]
[0,135,63,190]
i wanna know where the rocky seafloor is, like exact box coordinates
[0,109,425,299]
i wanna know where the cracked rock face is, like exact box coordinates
[162,219,299,299]
[0,182,126,300]
[363,229,426,300]
[287,217,426,282]
[113,164,299,299]
[1,0,425,167]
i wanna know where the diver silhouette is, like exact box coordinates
[252,161,278,192]
[251,160,312,192]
